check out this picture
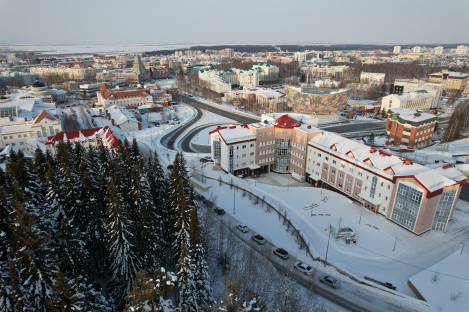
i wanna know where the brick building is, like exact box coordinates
[385,108,437,149]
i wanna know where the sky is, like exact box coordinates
[1,0,468,46]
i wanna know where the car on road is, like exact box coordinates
[294,262,314,275]
[167,164,174,170]
[236,224,249,233]
[319,275,340,289]
[274,248,289,259]
[195,194,205,201]
[200,158,208,163]
[214,207,225,215]
[252,234,266,245]
[205,156,213,162]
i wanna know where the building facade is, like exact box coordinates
[285,86,350,114]
[392,79,444,109]
[428,71,469,92]
[380,91,434,112]
[385,108,437,149]
[393,46,401,54]
[96,83,153,108]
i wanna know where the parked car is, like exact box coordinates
[274,248,289,260]
[205,156,213,161]
[167,164,174,170]
[294,262,314,275]
[195,194,205,201]
[319,275,340,289]
[200,158,208,163]
[236,224,249,233]
[214,207,225,215]
[252,234,266,245]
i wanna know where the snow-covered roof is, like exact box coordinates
[106,105,139,125]
[391,92,433,102]
[388,108,437,124]
[210,124,256,145]
[308,131,463,192]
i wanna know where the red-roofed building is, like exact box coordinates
[96,83,153,109]
[45,126,123,155]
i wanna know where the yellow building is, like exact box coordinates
[428,71,469,92]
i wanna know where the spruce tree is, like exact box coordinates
[177,241,197,312]
[47,270,76,312]
[189,208,212,309]
[10,201,57,311]
[105,177,140,301]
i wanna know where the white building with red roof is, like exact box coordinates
[210,114,466,234]
[45,126,123,155]
[96,83,153,108]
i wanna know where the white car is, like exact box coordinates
[236,224,249,233]
[252,234,266,245]
[294,262,314,275]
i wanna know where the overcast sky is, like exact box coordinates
[1,0,468,45]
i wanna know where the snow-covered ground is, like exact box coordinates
[409,249,469,312]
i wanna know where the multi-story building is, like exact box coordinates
[0,95,62,153]
[385,108,437,149]
[225,87,287,113]
[456,45,468,56]
[96,83,152,108]
[285,86,350,114]
[393,46,401,54]
[360,72,385,84]
[412,46,422,53]
[0,72,39,86]
[301,65,349,79]
[252,63,279,82]
[392,79,444,109]
[380,91,434,112]
[428,70,469,92]
[306,131,464,234]
[209,114,466,234]
[434,46,444,55]
[29,66,100,82]
[149,66,170,79]
[132,54,150,82]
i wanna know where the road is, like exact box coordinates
[207,205,427,312]
[179,94,261,125]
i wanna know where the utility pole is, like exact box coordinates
[393,236,398,252]
[325,225,331,267]
[233,185,236,215]
[461,242,466,254]
[359,210,363,224]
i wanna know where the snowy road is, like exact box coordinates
[202,201,431,312]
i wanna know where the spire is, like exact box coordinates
[132,54,148,76]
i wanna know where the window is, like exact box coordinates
[331,169,336,174]
[338,183,343,188]
[330,178,334,183]
[242,145,246,149]
[325,157,329,161]
[356,182,361,187]
[242,154,246,158]
[322,175,327,180]
[347,177,353,183]
[358,172,363,177]
[388,185,391,190]
[333,160,336,164]
[339,173,344,178]
[349,168,353,172]
[250,152,254,156]
[323,165,328,170]
[345,187,350,194]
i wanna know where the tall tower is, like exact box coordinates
[132,54,150,82]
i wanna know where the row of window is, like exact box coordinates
[259,157,273,164]
[258,140,274,147]
[258,149,274,155]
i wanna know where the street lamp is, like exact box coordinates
[324,225,331,267]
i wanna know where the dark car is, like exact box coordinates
[273,248,289,260]
[200,158,208,163]
[167,164,174,170]
[214,207,225,215]
[252,234,266,245]
[319,275,340,289]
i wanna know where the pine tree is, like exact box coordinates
[0,186,14,311]
[124,269,176,312]
[105,177,140,301]
[173,179,191,266]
